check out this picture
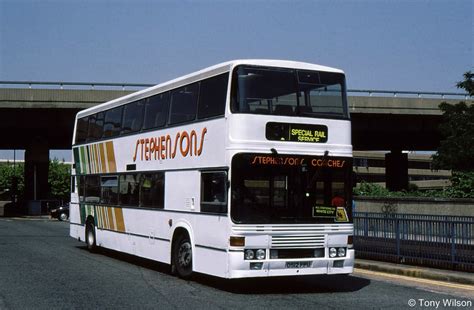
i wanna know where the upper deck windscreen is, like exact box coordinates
[231,65,348,119]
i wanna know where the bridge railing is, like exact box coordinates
[0,81,471,100]
[354,212,474,272]
[348,89,472,100]
[0,81,154,91]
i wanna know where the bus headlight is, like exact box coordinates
[256,249,266,260]
[329,247,337,258]
[338,247,346,257]
[244,249,255,260]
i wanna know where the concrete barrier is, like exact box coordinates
[354,197,474,217]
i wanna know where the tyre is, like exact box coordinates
[172,233,193,278]
[85,221,97,252]
[59,212,68,221]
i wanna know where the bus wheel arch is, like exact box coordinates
[85,216,97,253]
[171,227,193,279]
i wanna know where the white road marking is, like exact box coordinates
[354,268,474,292]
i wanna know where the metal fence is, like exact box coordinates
[1,81,472,100]
[353,212,474,272]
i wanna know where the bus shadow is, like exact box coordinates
[77,246,370,294]
[195,274,371,294]
[76,246,174,275]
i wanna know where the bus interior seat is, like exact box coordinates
[154,113,164,127]
[297,106,313,114]
[273,105,294,115]
[254,108,269,114]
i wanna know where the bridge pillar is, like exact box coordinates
[24,138,50,204]
[385,150,408,191]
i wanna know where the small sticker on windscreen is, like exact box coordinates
[312,206,336,218]
[335,207,349,222]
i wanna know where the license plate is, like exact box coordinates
[286,261,312,269]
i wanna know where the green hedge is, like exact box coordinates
[354,171,474,199]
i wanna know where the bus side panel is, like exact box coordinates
[165,170,231,277]
[124,207,172,264]
[112,119,227,173]
[69,203,84,241]
[194,246,229,278]
[190,213,231,278]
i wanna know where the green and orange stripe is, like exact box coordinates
[73,141,117,174]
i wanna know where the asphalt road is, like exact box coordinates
[0,217,472,309]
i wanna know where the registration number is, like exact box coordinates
[285,261,312,269]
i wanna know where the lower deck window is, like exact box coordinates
[201,171,228,214]
[101,176,118,204]
[77,172,164,209]
[140,174,164,208]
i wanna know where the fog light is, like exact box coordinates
[338,248,346,257]
[333,260,344,268]
[244,249,255,260]
[250,262,263,270]
[256,249,266,260]
[329,247,337,258]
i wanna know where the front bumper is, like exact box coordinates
[228,249,354,278]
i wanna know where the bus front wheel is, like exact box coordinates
[172,233,193,279]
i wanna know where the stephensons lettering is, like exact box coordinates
[133,127,207,162]
[251,156,346,168]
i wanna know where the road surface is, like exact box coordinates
[0,217,472,309]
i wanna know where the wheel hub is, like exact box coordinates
[178,242,192,267]
[87,229,94,245]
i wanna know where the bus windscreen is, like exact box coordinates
[231,66,348,119]
[231,153,353,224]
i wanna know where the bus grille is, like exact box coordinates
[271,234,325,249]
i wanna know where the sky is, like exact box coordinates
[0,0,472,160]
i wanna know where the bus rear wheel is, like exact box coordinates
[86,221,97,253]
[173,234,193,279]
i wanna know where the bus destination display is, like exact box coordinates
[266,122,328,143]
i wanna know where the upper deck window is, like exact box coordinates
[231,66,348,119]
[143,92,170,130]
[87,112,104,141]
[103,106,123,138]
[122,100,145,134]
[197,73,229,119]
[75,116,89,144]
[169,83,199,125]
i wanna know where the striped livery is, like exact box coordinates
[80,204,126,233]
[74,141,117,174]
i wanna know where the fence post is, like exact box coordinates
[364,212,368,237]
[451,222,456,267]
[396,218,400,260]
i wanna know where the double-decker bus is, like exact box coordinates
[70,59,354,278]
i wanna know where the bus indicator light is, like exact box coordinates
[230,236,245,247]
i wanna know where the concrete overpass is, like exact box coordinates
[0,81,471,200]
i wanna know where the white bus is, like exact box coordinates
[70,59,354,278]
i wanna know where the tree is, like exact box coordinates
[0,163,24,199]
[48,159,71,202]
[432,72,474,171]
[456,71,473,96]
